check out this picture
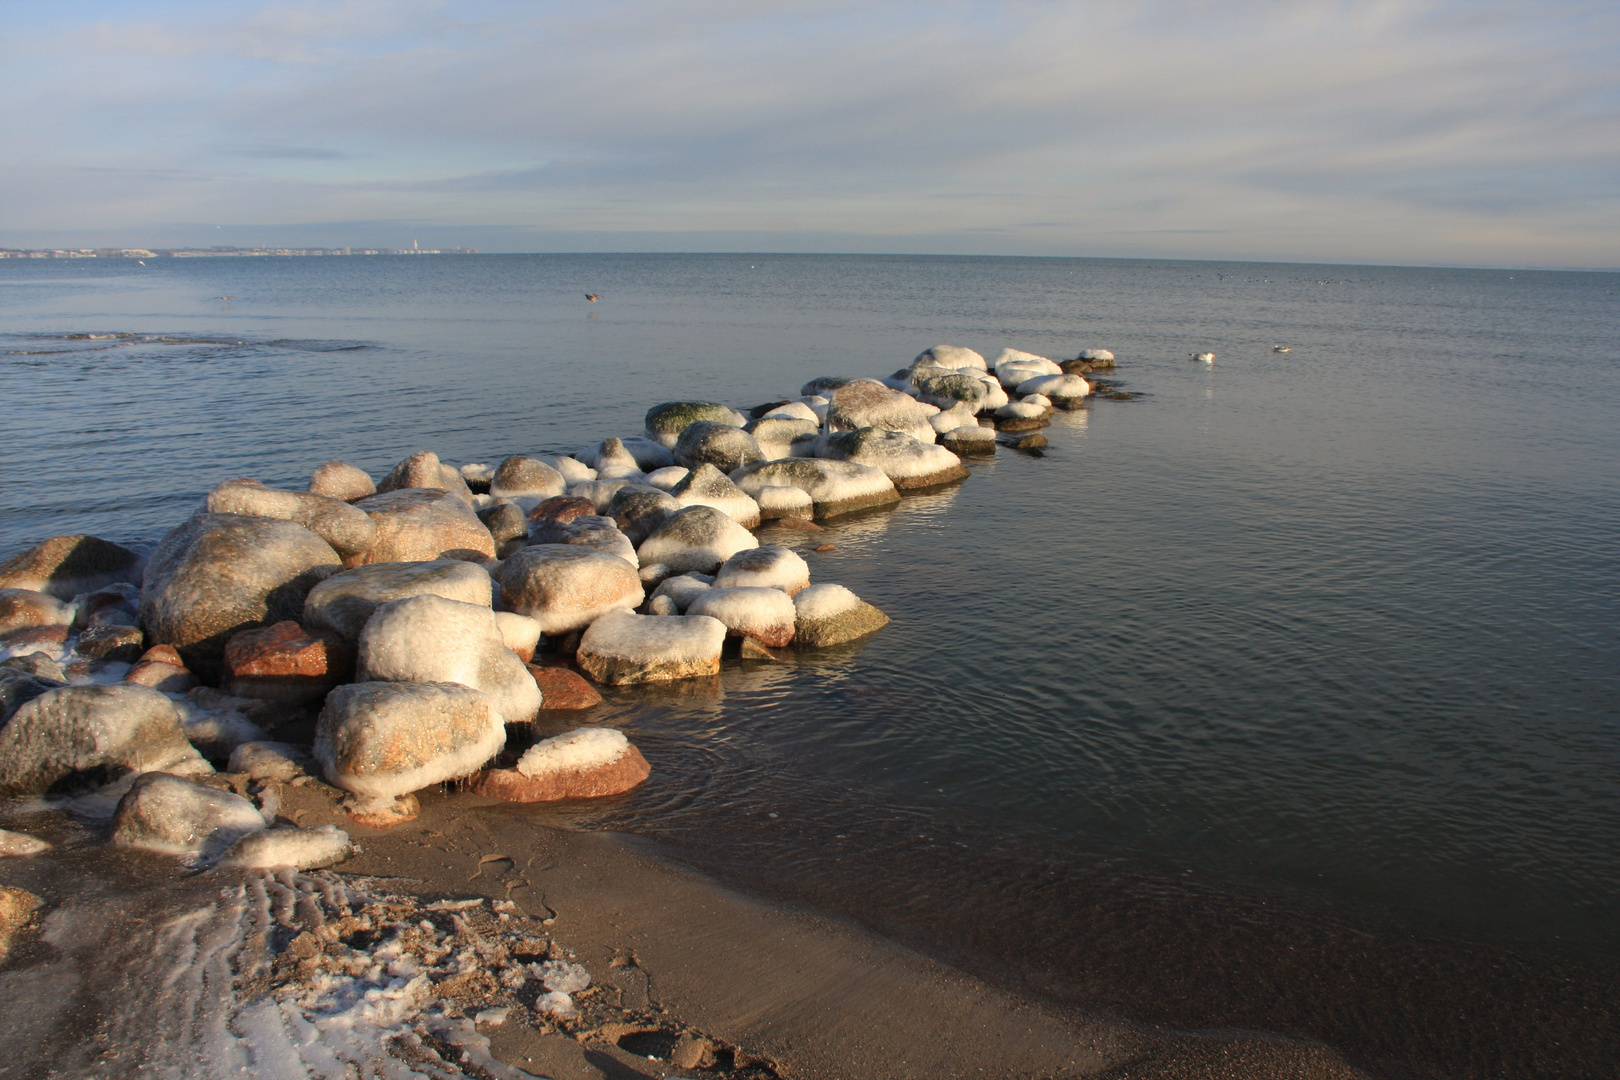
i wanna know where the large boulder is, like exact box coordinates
[913,345,987,371]
[222,621,352,704]
[303,559,493,642]
[745,416,820,460]
[673,422,764,474]
[0,536,144,600]
[355,594,541,725]
[669,464,761,528]
[314,681,505,800]
[644,402,746,449]
[792,583,890,647]
[800,376,852,397]
[730,458,899,520]
[814,428,968,490]
[498,546,643,635]
[526,496,601,543]
[576,612,726,685]
[352,489,495,564]
[139,514,341,677]
[753,484,815,521]
[635,506,758,575]
[712,545,811,595]
[111,773,266,859]
[489,456,566,500]
[603,486,680,546]
[0,670,63,725]
[0,589,74,634]
[553,516,640,568]
[687,587,797,647]
[375,450,476,505]
[472,728,650,803]
[912,370,992,412]
[0,684,210,795]
[1014,373,1091,408]
[477,501,530,558]
[308,460,376,501]
[826,381,938,443]
[567,478,642,514]
[941,425,997,456]
[206,480,378,560]
[647,573,713,614]
[576,438,647,480]
[529,665,603,710]
[762,401,819,423]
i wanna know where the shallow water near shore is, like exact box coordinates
[2,254,1617,1075]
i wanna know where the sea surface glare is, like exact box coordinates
[1,253,1616,1076]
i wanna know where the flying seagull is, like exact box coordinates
[585,293,600,302]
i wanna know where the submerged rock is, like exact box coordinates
[356,594,541,725]
[644,402,746,449]
[206,481,377,561]
[352,488,496,564]
[223,620,352,704]
[111,772,266,859]
[489,456,567,501]
[670,464,762,528]
[0,536,144,600]
[687,587,797,647]
[217,824,352,870]
[472,727,650,803]
[576,611,726,685]
[731,458,900,519]
[814,427,968,490]
[139,514,341,677]
[792,583,890,647]
[827,380,938,443]
[498,545,643,634]
[315,681,505,800]
[636,505,759,575]
[303,559,493,642]
[673,421,764,475]
[712,545,811,595]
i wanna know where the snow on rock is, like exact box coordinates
[910,370,993,412]
[0,683,211,795]
[494,611,541,662]
[375,450,475,505]
[1015,373,1091,406]
[488,456,566,500]
[315,681,505,801]
[712,545,811,595]
[687,587,797,647]
[205,481,377,561]
[576,611,726,685]
[0,829,49,857]
[996,399,1050,421]
[171,694,268,758]
[813,428,968,490]
[0,589,74,634]
[356,594,542,725]
[929,402,982,434]
[644,466,690,491]
[649,573,713,614]
[579,436,674,475]
[636,505,758,575]
[218,825,352,870]
[746,416,820,461]
[473,726,650,803]
[826,380,938,443]
[351,488,496,564]
[111,772,266,860]
[991,348,1061,373]
[1077,348,1116,361]
[792,583,892,647]
[644,401,746,449]
[498,545,643,634]
[0,535,145,600]
[914,345,988,371]
[477,501,529,558]
[670,464,762,528]
[673,421,765,474]
[550,455,597,485]
[566,478,643,514]
[763,401,818,423]
[730,458,899,520]
[755,484,815,521]
[554,515,640,568]
[303,559,493,642]
[604,486,681,546]
[228,740,316,783]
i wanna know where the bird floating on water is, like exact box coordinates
[212,296,234,301]
[585,293,600,302]
[1272,345,1291,353]
[1190,351,1214,363]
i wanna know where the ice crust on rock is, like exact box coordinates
[746,416,821,461]
[1077,348,1115,361]
[731,458,899,519]
[991,348,1061,373]
[217,825,352,870]
[303,559,493,642]
[307,460,377,502]
[493,611,541,662]
[636,505,759,575]
[351,488,496,564]
[670,464,762,528]
[755,484,815,521]
[826,380,939,444]
[712,545,811,595]
[793,583,891,647]
[792,582,862,621]
[375,450,475,505]
[228,740,316,783]
[814,428,968,490]
[555,515,640,568]
[0,683,211,795]
[111,772,266,859]
[910,370,993,412]
[315,681,505,800]
[997,400,1050,420]
[929,402,982,434]
[526,495,602,543]
[0,589,74,633]
[488,456,566,500]
[205,482,377,561]
[579,436,673,475]
[1016,373,1091,402]
[687,587,797,647]
[673,421,764,474]
[356,594,542,725]
[0,535,145,600]
[914,345,988,371]
[644,466,690,491]
[604,485,681,546]
[516,727,628,778]
[550,456,597,484]
[644,401,746,449]
[567,478,642,514]
[575,611,726,685]
[498,545,644,634]
[649,574,713,613]
[763,401,819,423]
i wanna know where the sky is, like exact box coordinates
[2,0,1617,267]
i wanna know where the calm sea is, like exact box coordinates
[2,254,1616,1077]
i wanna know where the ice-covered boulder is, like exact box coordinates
[763,401,819,423]
[0,670,63,725]
[826,380,938,443]
[0,589,74,634]
[745,416,820,460]
[526,496,601,543]
[941,425,997,456]
[308,460,377,501]
[604,486,680,546]
[914,345,987,371]
[0,683,210,794]
[644,466,689,491]
[1015,373,1091,407]
[112,773,266,859]
[1066,348,1117,372]
[567,478,642,514]
[352,488,496,564]
[495,611,541,662]
[712,545,811,595]
[206,481,377,561]
[813,428,968,490]
[673,421,764,475]
[670,464,762,528]
[687,587,797,647]
[576,612,726,685]
[910,370,993,412]
[303,559,493,642]
[315,681,505,800]
[228,740,317,783]
[375,450,475,505]
[357,594,541,725]
[218,825,352,870]
[553,515,639,568]
[549,456,596,484]
[472,728,651,803]
[222,620,352,704]
[648,573,713,614]
[477,501,529,558]
[576,438,643,480]
[928,402,981,434]
[635,505,758,575]
[0,536,144,601]
[991,348,1061,374]
[498,545,643,634]
[754,484,815,521]
[139,514,341,677]
[799,376,852,397]
[731,458,900,519]
[644,402,746,449]
[489,456,567,500]
[792,583,891,647]
[996,399,1051,421]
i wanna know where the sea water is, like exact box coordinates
[2,254,1616,1072]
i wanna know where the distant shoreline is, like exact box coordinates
[0,245,477,259]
